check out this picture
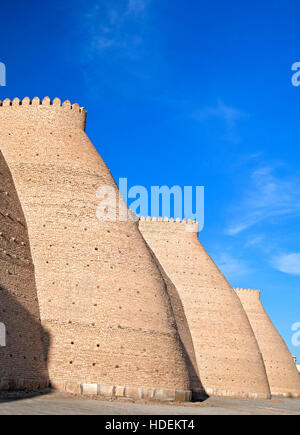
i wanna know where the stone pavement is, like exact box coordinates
[0,391,299,415]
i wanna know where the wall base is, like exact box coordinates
[271,391,300,399]
[51,381,192,402]
[0,378,49,391]
[205,387,271,400]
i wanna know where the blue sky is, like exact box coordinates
[1,0,299,360]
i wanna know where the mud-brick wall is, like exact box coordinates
[236,288,300,398]
[139,217,271,399]
[0,98,191,395]
[0,150,49,389]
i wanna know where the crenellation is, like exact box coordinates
[0,97,86,113]
[22,97,31,106]
[139,216,198,225]
[3,98,11,106]
[52,97,61,106]
[0,96,85,111]
[0,96,87,131]
[42,96,51,106]
[62,99,71,109]
[235,288,261,298]
[32,96,41,105]
[72,103,80,112]
[139,216,199,234]
[12,98,21,106]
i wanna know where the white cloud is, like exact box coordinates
[81,1,151,59]
[127,0,150,14]
[191,100,246,143]
[213,252,250,279]
[272,253,300,276]
[226,166,300,235]
[245,235,263,248]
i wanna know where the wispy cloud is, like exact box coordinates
[127,0,150,14]
[244,235,264,248]
[191,100,246,143]
[80,1,151,60]
[272,253,300,276]
[232,152,264,169]
[226,166,300,235]
[75,0,156,93]
[213,252,250,279]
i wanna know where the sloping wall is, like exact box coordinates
[0,98,191,398]
[0,149,49,389]
[236,289,300,398]
[139,217,271,399]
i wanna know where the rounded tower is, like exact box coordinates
[235,289,300,398]
[0,97,191,400]
[139,218,271,399]
[0,149,49,390]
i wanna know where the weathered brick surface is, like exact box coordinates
[124,386,143,400]
[65,382,81,395]
[236,289,300,398]
[82,383,98,396]
[139,218,271,399]
[0,149,49,390]
[115,385,125,397]
[0,97,191,395]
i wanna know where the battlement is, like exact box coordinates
[0,96,86,131]
[234,288,261,299]
[0,96,86,112]
[138,217,199,233]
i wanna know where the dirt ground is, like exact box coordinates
[0,390,299,415]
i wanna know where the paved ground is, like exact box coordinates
[0,390,299,415]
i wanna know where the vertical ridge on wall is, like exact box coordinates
[235,288,300,398]
[0,150,49,390]
[147,243,206,399]
[139,218,271,399]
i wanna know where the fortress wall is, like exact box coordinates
[235,288,300,398]
[0,98,191,398]
[147,242,206,398]
[0,150,49,389]
[139,218,271,399]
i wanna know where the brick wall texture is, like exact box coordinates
[139,218,271,399]
[235,289,300,398]
[0,149,49,389]
[0,97,297,400]
[0,97,191,395]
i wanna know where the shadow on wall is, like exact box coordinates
[0,284,50,391]
[148,245,208,401]
[0,149,50,393]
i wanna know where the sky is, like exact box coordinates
[0,0,299,360]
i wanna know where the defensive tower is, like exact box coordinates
[235,288,300,398]
[0,97,191,400]
[0,149,49,390]
[139,217,271,399]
